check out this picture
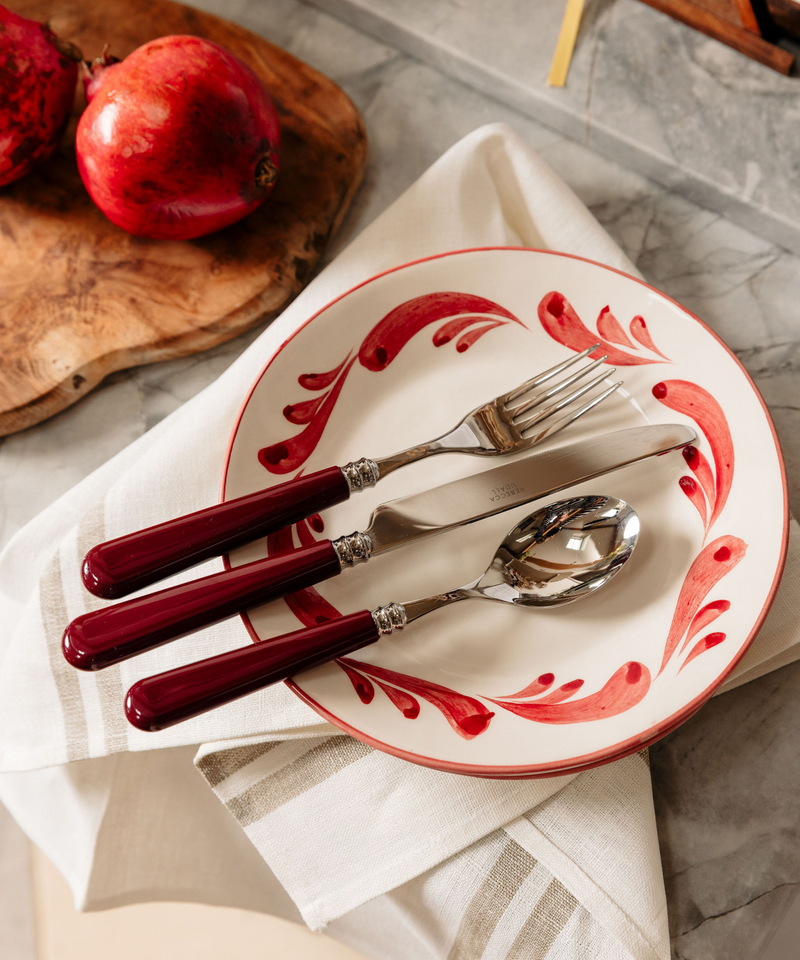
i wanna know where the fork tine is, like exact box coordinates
[505,353,610,419]
[517,381,623,447]
[513,368,616,433]
[501,343,602,403]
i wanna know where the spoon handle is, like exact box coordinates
[62,540,343,671]
[81,466,351,599]
[125,611,380,731]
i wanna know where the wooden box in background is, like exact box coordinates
[765,0,800,36]
[637,0,796,72]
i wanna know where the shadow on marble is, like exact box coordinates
[762,885,800,960]
[651,658,800,960]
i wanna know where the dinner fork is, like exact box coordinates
[82,345,621,599]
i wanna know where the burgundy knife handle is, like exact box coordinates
[63,540,343,671]
[81,466,351,599]
[125,610,380,731]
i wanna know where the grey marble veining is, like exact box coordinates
[0,0,799,957]
[651,659,800,960]
[306,0,800,257]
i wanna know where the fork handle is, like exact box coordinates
[125,611,380,731]
[82,466,352,599]
[63,540,343,671]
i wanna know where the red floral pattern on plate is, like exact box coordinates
[536,292,747,680]
[250,286,751,740]
[340,657,494,739]
[537,292,669,365]
[679,632,726,672]
[685,600,731,646]
[652,380,734,534]
[596,305,636,349]
[258,292,525,475]
[489,662,650,723]
[658,536,746,675]
[630,315,670,359]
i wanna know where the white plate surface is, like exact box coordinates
[222,248,788,777]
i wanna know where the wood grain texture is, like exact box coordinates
[0,0,367,435]
[637,0,795,72]
[685,0,762,31]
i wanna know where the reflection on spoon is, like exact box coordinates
[405,493,640,617]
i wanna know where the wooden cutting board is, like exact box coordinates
[0,0,367,435]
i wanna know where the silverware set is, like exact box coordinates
[61,345,696,731]
[126,495,641,732]
[81,344,619,599]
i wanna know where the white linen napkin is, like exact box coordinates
[0,123,797,960]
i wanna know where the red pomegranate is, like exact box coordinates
[75,35,280,240]
[0,4,82,187]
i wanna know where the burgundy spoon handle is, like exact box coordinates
[125,610,380,731]
[63,540,343,671]
[82,466,351,600]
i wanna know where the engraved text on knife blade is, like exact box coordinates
[364,423,695,554]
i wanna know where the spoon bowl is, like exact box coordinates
[126,494,639,731]
[474,494,639,607]
[398,494,639,623]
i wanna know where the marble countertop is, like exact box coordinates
[0,1,798,958]
[310,0,800,257]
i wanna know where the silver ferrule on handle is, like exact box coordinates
[332,531,374,568]
[341,458,381,492]
[370,602,408,635]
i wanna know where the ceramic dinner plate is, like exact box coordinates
[222,248,788,778]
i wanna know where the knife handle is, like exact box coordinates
[63,540,343,671]
[81,466,352,600]
[125,611,380,731]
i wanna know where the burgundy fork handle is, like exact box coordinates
[82,465,351,599]
[125,610,380,731]
[63,540,343,671]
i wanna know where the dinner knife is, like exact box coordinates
[62,423,695,671]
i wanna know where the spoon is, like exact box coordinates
[125,494,640,732]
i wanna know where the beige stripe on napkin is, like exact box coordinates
[448,839,537,960]
[40,553,89,761]
[224,737,372,826]
[447,840,578,960]
[74,506,130,756]
[196,739,634,951]
[506,878,578,960]
[196,741,281,787]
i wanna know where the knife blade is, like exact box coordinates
[63,423,695,671]
[366,422,694,554]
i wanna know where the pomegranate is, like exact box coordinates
[0,5,82,187]
[75,36,280,240]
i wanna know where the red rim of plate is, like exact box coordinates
[221,246,790,779]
